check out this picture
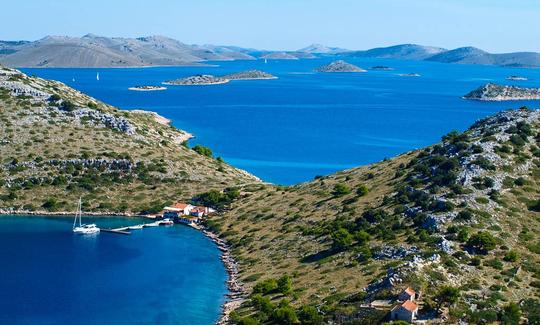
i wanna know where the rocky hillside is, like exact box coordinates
[347,44,447,60]
[0,66,259,214]
[315,60,366,73]
[0,34,255,68]
[211,108,540,324]
[464,83,540,101]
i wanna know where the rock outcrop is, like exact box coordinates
[315,60,366,73]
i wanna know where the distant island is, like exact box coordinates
[464,83,540,101]
[163,75,229,86]
[222,70,277,80]
[315,60,366,73]
[164,70,277,86]
[506,76,528,81]
[2,35,540,68]
[398,73,421,77]
[128,85,167,91]
[370,65,394,71]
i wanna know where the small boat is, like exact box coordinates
[96,72,100,81]
[128,224,144,230]
[159,218,174,225]
[73,198,100,234]
[264,58,268,64]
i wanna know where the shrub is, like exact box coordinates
[272,305,298,325]
[192,144,213,157]
[467,232,497,254]
[333,184,351,196]
[59,100,76,112]
[500,302,521,325]
[331,228,353,250]
[503,250,519,262]
[298,305,323,325]
[277,275,293,295]
[253,279,278,295]
[356,184,369,197]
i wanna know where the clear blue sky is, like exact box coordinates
[2,0,540,52]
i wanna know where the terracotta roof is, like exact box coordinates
[173,203,191,209]
[404,287,416,296]
[401,300,418,312]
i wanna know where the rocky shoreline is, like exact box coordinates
[190,223,245,325]
[464,83,540,101]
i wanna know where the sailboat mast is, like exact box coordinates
[78,198,82,227]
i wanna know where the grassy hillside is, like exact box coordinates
[0,66,259,214]
[210,108,540,324]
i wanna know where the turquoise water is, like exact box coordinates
[0,216,227,325]
[22,58,540,184]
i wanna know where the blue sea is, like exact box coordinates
[0,216,227,325]
[23,57,540,185]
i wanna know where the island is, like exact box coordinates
[315,60,366,72]
[398,73,421,77]
[128,85,167,91]
[163,74,229,86]
[463,83,540,101]
[370,65,394,71]
[222,70,277,80]
[164,70,277,86]
[506,75,528,81]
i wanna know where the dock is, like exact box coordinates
[100,221,165,235]
[101,228,132,235]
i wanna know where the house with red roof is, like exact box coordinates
[390,300,418,323]
[162,202,194,218]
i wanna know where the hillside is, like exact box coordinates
[209,108,540,324]
[0,34,256,68]
[298,44,350,54]
[0,66,259,214]
[345,44,540,67]
[347,44,447,60]
[427,47,540,67]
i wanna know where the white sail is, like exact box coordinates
[96,72,100,81]
[73,198,99,234]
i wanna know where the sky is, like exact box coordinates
[2,0,540,52]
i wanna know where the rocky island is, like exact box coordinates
[464,83,540,101]
[128,85,167,91]
[506,75,528,81]
[223,70,277,80]
[315,60,366,73]
[398,72,421,77]
[164,70,277,86]
[163,74,229,86]
[370,65,394,71]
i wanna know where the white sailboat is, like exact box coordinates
[73,198,100,234]
[264,58,268,64]
[96,72,100,81]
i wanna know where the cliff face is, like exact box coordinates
[464,83,540,101]
[211,108,540,324]
[0,66,259,213]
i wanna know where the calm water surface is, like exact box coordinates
[23,58,540,184]
[0,216,227,325]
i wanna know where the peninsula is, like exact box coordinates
[315,60,366,72]
[464,83,540,101]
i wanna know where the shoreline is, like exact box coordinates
[189,223,245,325]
